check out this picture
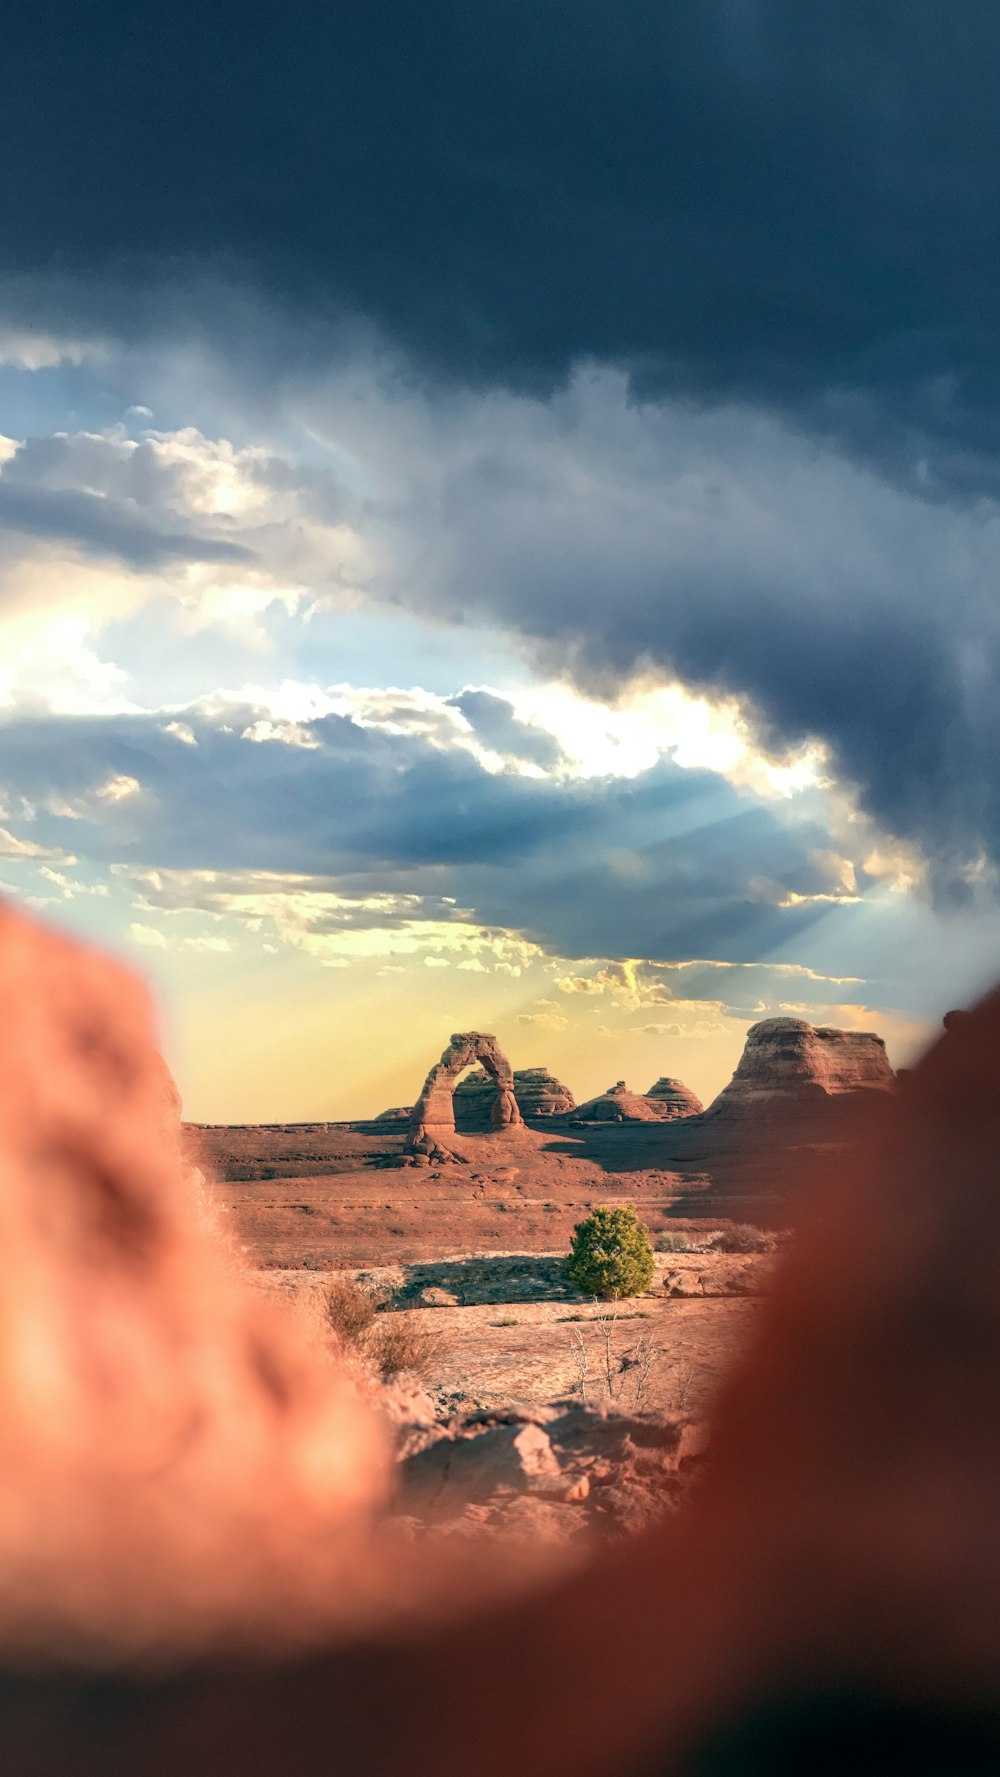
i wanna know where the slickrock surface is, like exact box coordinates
[703,1015,894,1121]
[645,1077,704,1118]
[260,1251,770,1426]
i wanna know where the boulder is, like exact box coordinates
[399,1420,563,1512]
[396,1403,690,1539]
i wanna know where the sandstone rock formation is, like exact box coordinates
[644,1077,704,1118]
[410,1032,522,1159]
[374,1105,411,1123]
[453,1065,575,1127]
[573,1080,676,1122]
[703,1016,895,1121]
[0,900,388,1661]
[516,1065,575,1116]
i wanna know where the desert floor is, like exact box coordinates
[255,1252,770,1416]
[192,1119,791,1416]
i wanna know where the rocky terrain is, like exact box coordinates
[390,1397,710,1545]
[184,1015,889,1484]
[6,897,1000,1777]
[189,1016,897,1276]
[262,1247,773,1426]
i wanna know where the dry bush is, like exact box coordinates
[369,1313,443,1382]
[323,1275,381,1350]
[567,1297,662,1410]
[324,1278,442,1381]
[655,1230,697,1253]
[711,1224,774,1254]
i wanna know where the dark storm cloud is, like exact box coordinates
[2,2,1000,467]
[448,691,565,771]
[7,1,1000,887]
[359,377,1000,895]
[0,701,858,964]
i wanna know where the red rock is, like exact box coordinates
[400,1420,563,1512]
[0,901,388,1662]
[512,1066,575,1117]
[410,1032,523,1146]
[644,1077,704,1118]
[703,1015,895,1121]
[573,1080,674,1122]
[453,1065,575,1127]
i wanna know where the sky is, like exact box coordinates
[2,1,1000,1119]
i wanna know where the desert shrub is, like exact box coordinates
[324,1278,440,1379]
[565,1205,655,1299]
[370,1313,442,1381]
[655,1230,696,1253]
[323,1274,380,1348]
[711,1224,772,1254]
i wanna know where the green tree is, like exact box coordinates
[565,1205,655,1300]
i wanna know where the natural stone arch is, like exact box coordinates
[410,1032,522,1155]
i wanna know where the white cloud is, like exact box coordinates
[42,773,142,821]
[0,422,374,694]
[517,1008,569,1031]
[638,1019,724,1038]
[38,866,108,899]
[126,923,168,948]
[0,327,102,370]
[0,826,74,863]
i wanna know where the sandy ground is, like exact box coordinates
[193,1119,803,1269]
[253,1251,774,1417]
[196,1119,787,1418]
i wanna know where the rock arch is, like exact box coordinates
[410,1032,522,1154]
